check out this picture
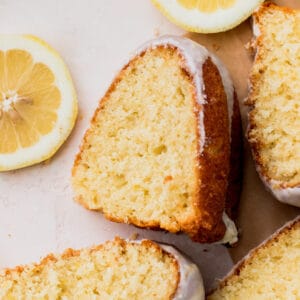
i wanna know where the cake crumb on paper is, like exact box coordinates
[129,232,139,241]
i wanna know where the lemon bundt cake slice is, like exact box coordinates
[208,216,300,299]
[247,3,300,207]
[0,238,204,299]
[72,36,242,243]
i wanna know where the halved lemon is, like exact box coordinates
[0,35,77,171]
[151,0,264,33]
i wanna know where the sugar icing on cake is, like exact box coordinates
[247,3,300,207]
[136,35,235,147]
[72,35,241,243]
[136,36,238,244]
[208,216,300,299]
[0,238,205,299]
[151,242,204,300]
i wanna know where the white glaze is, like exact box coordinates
[129,239,204,300]
[252,137,300,207]
[209,55,235,131]
[252,21,261,37]
[135,35,237,243]
[270,186,300,207]
[218,215,300,286]
[161,244,205,300]
[251,6,262,38]
[218,213,238,244]
[135,35,234,151]
[249,18,300,207]
[270,185,300,207]
[257,165,300,207]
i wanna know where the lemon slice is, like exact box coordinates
[151,0,264,33]
[0,35,77,171]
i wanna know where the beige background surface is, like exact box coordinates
[0,0,299,292]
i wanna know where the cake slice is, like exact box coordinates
[0,237,204,299]
[208,216,300,299]
[247,3,300,206]
[72,35,242,243]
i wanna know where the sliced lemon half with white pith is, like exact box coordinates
[151,0,264,33]
[0,35,77,171]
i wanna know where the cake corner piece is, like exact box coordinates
[72,35,242,244]
[208,216,300,299]
[0,237,205,299]
[247,2,300,207]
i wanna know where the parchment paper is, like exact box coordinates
[0,0,299,293]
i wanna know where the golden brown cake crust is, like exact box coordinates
[226,92,243,221]
[246,2,299,189]
[1,237,180,300]
[73,44,242,243]
[190,58,230,242]
[208,217,300,297]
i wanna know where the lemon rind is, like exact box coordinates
[151,0,264,33]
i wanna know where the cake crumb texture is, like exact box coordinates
[208,218,300,299]
[247,3,300,188]
[72,37,238,243]
[0,238,179,299]
[73,46,201,233]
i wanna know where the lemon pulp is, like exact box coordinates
[177,0,236,13]
[0,49,60,154]
[151,0,264,33]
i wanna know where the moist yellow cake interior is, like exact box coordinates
[209,222,300,299]
[0,239,178,299]
[73,46,201,232]
[248,8,300,186]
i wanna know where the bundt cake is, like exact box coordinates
[72,35,242,244]
[208,216,300,299]
[0,237,204,299]
[247,3,300,207]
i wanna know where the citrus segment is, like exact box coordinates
[12,118,40,149]
[176,0,197,9]
[14,100,58,135]
[177,0,236,13]
[6,50,34,91]
[0,35,77,171]
[18,62,55,95]
[152,0,264,33]
[2,57,58,149]
[0,114,18,153]
[26,86,61,111]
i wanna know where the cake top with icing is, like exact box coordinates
[135,35,234,133]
